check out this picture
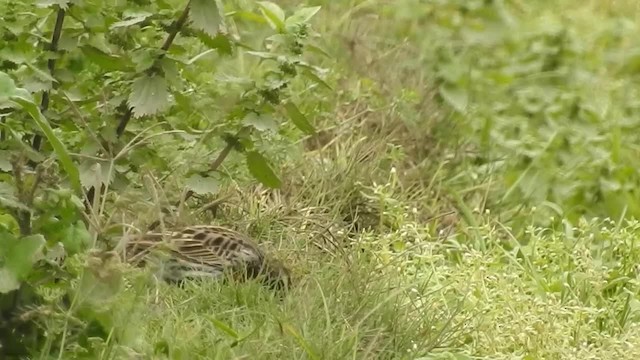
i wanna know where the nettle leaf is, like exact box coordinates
[246,151,281,188]
[129,75,170,117]
[131,48,164,72]
[185,174,219,195]
[0,181,31,212]
[242,112,278,132]
[0,71,32,104]
[80,45,131,72]
[61,221,92,255]
[0,234,45,293]
[79,160,113,189]
[257,2,285,32]
[285,6,321,29]
[284,102,315,135]
[25,63,57,84]
[196,32,233,56]
[190,0,224,37]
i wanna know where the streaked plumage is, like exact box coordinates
[123,225,291,291]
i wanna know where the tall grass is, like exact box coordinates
[39,0,640,358]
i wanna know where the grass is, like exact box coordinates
[27,0,640,359]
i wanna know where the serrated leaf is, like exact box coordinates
[159,58,180,85]
[190,0,224,37]
[257,2,285,31]
[0,234,45,293]
[131,49,159,72]
[246,151,281,188]
[0,71,18,103]
[25,63,57,83]
[196,32,233,56]
[242,112,278,132]
[79,160,112,191]
[5,130,46,163]
[185,174,219,195]
[129,75,170,117]
[285,6,321,29]
[0,199,29,212]
[284,102,315,135]
[61,222,92,255]
[80,46,130,71]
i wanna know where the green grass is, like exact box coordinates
[27,0,640,359]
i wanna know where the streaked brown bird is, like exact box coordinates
[123,225,291,291]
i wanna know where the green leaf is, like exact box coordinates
[282,323,319,360]
[9,95,82,195]
[129,75,170,117]
[242,112,278,132]
[207,316,239,339]
[25,63,57,83]
[4,130,46,163]
[439,83,468,113]
[246,151,281,188]
[305,44,332,59]
[0,71,18,103]
[80,46,131,72]
[285,6,321,29]
[196,32,233,56]
[0,71,33,107]
[300,69,332,90]
[190,0,224,37]
[284,102,315,135]
[61,222,92,255]
[109,12,153,29]
[246,51,278,60]
[232,10,266,24]
[257,2,285,31]
[0,213,20,236]
[185,174,219,195]
[0,269,20,293]
[0,151,10,172]
[0,181,31,212]
[0,234,45,293]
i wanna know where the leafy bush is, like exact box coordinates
[0,0,328,356]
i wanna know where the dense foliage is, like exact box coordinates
[1,0,328,356]
[2,0,640,358]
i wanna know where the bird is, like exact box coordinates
[122,225,292,291]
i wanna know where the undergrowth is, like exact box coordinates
[2,0,640,359]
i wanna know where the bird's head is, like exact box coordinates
[261,259,293,292]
